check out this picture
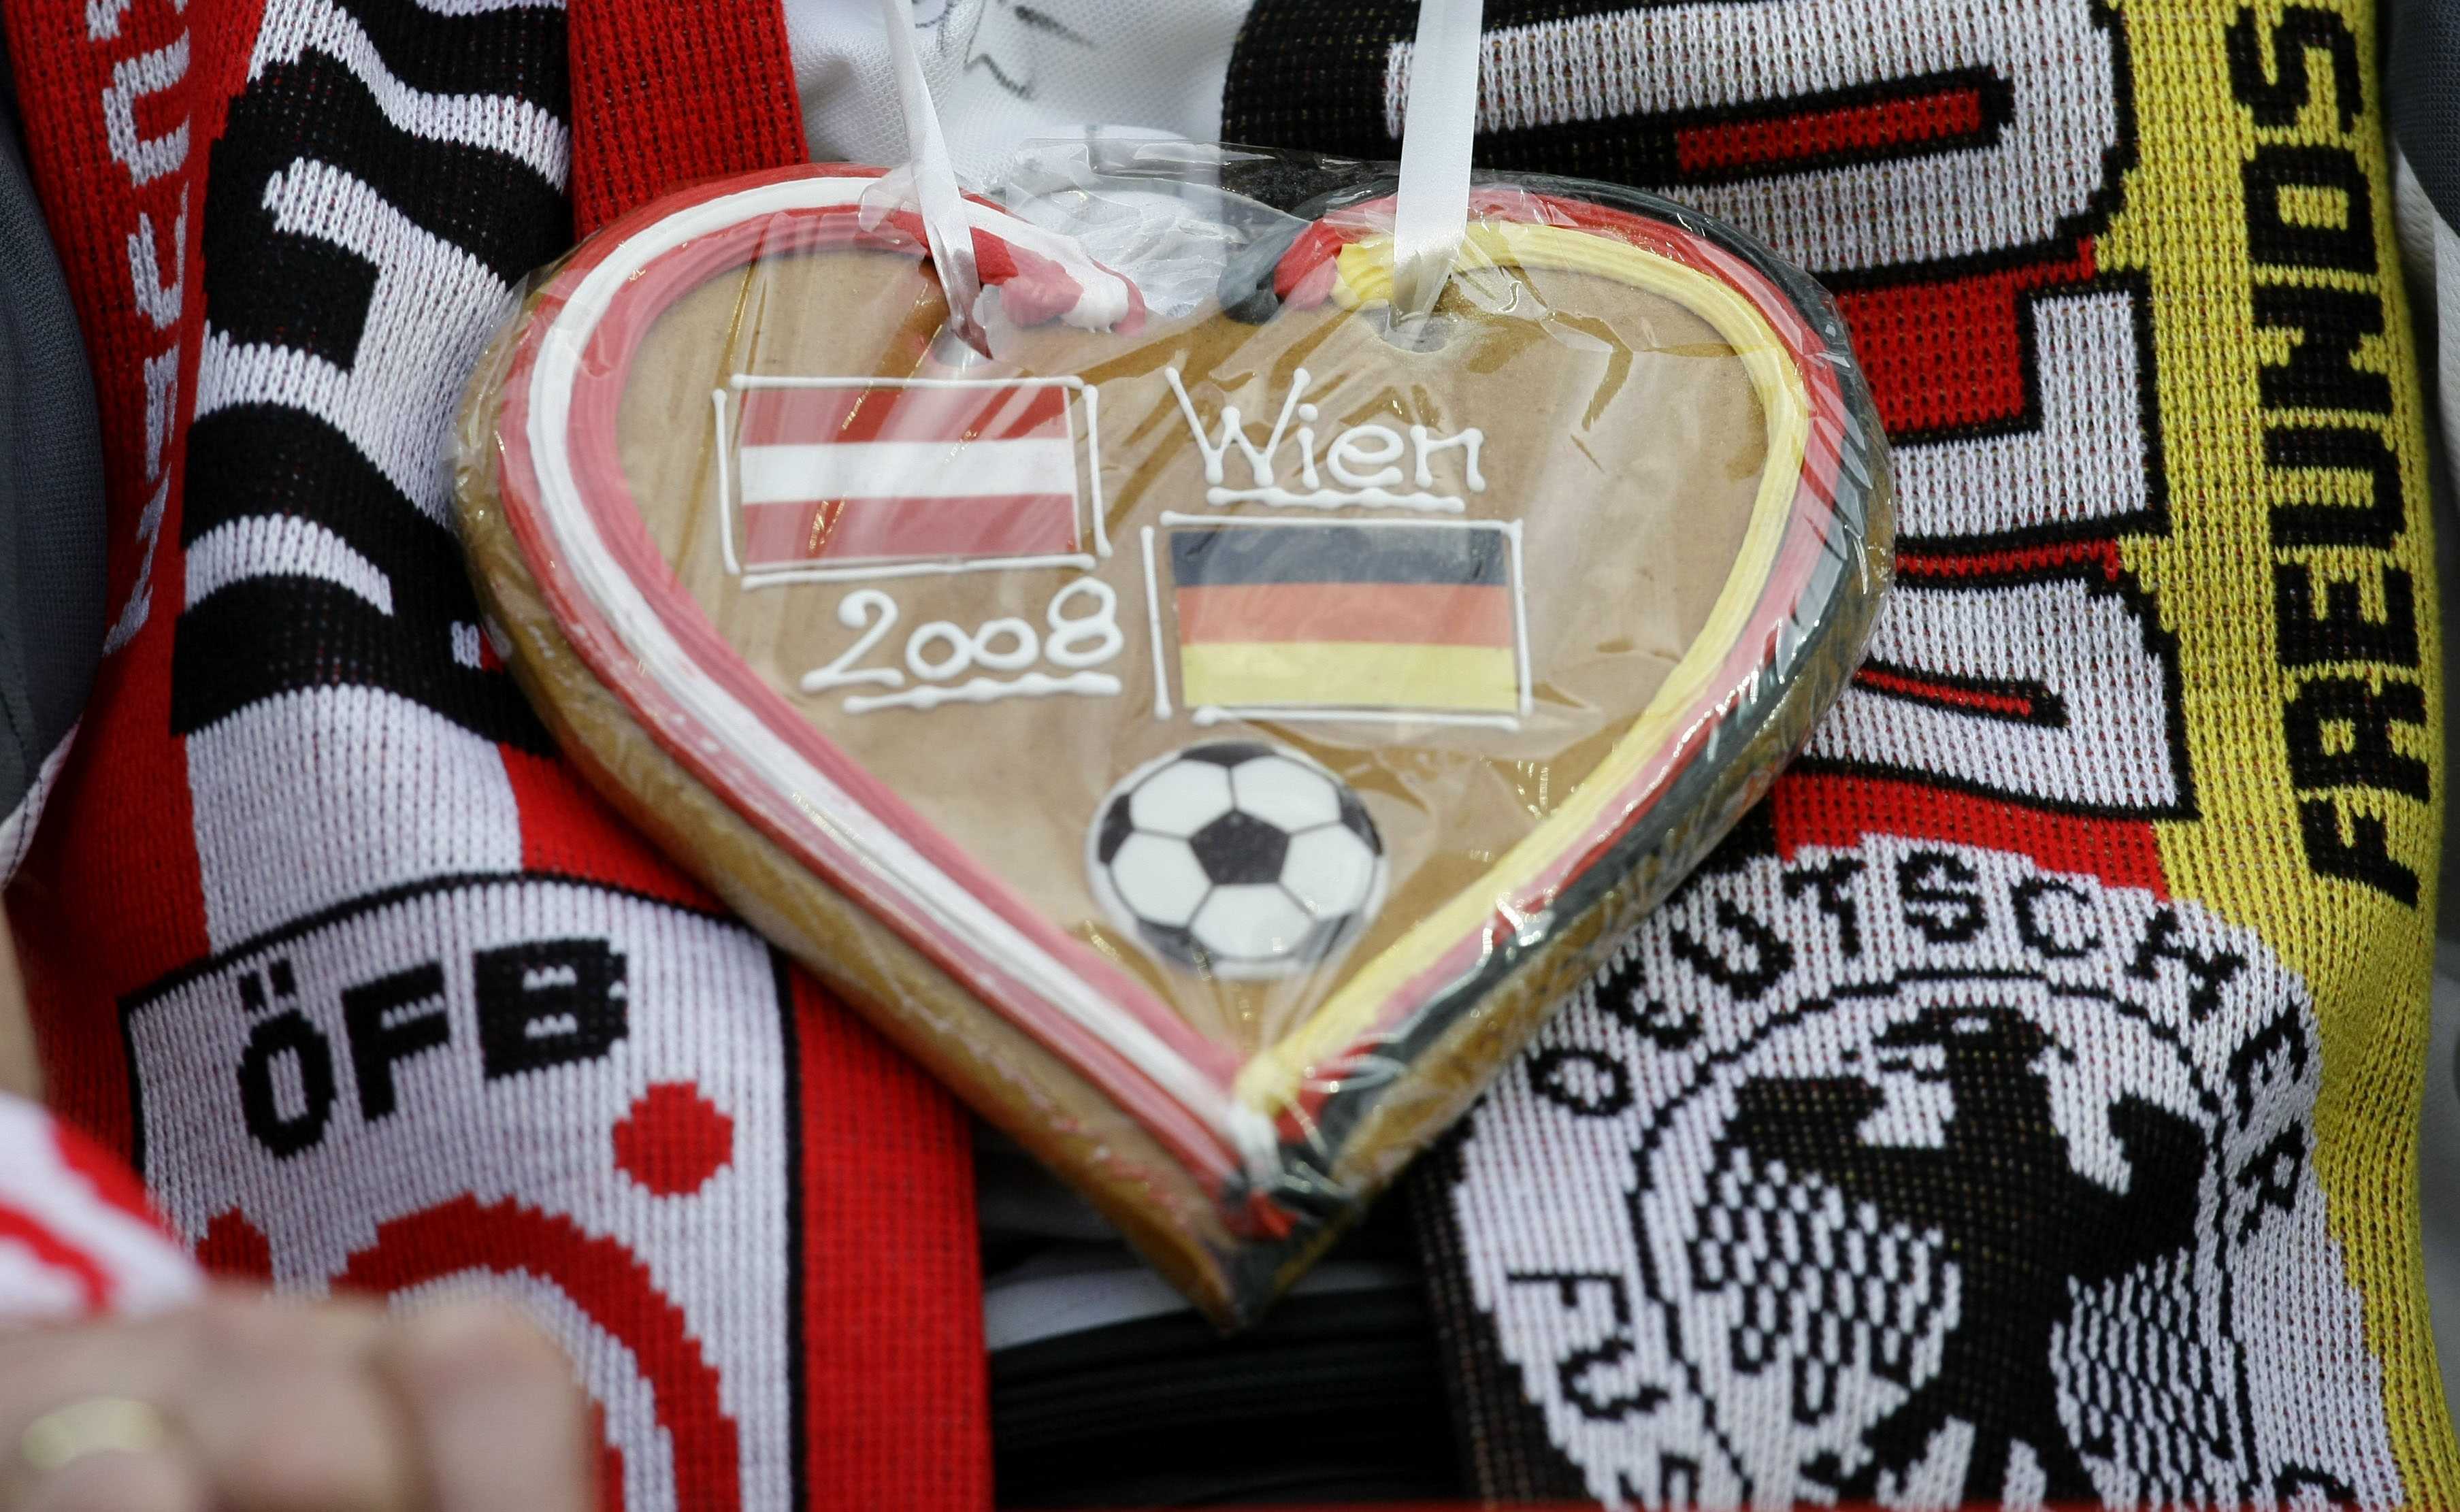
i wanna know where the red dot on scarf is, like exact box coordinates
[198,1208,275,1283]
[611,1083,734,1198]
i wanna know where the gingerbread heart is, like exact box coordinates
[456,164,1890,1325]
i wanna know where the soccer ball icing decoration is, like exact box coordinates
[1091,741,1388,979]
[455,159,1892,1326]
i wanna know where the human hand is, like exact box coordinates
[0,1289,594,1511]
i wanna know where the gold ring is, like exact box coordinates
[16,1396,173,1477]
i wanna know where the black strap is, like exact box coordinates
[2389,0,2460,224]
[0,44,105,829]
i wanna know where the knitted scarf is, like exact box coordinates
[3,0,2455,1507]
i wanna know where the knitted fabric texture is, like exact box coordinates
[0,1095,197,1322]
[1218,0,2460,1505]
[0,0,2454,1508]
[0,0,988,1507]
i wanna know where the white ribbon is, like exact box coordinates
[1390,0,1483,323]
[874,0,989,353]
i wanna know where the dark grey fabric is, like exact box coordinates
[2391,0,2460,225]
[0,47,106,824]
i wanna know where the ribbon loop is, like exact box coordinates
[873,0,990,355]
[1391,0,1484,323]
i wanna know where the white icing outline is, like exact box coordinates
[1081,381,1111,559]
[711,388,742,578]
[1153,512,1531,727]
[742,553,1096,590]
[1506,518,1533,718]
[1138,527,1172,721]
[1155,510,1514,535]
[1192,706,1523,732]
[1204,486,1465,513]
[844,670,1123,714]
[516,174,1271,1181]
[738,375,1089,391]
[721,373,1103,583]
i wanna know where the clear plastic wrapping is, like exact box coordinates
[453,143,1892,1327]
